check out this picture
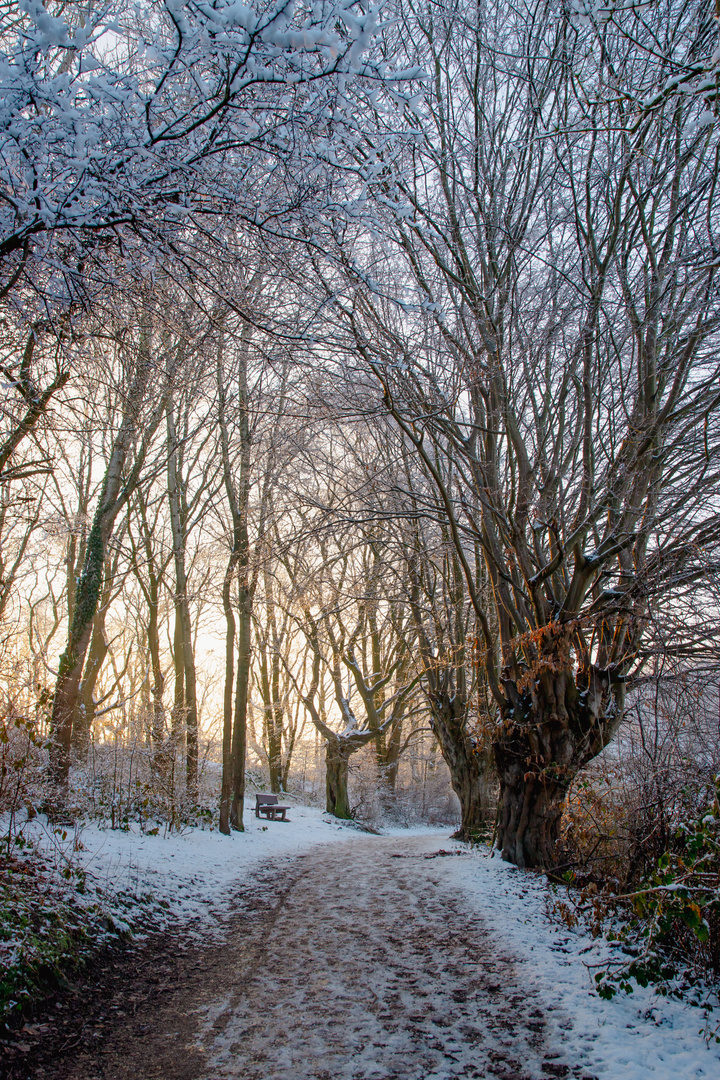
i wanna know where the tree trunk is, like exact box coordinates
[385,720,402,792]
[229,579,251,830]
[134,494,167,769]
[217,331,255,834]
[325,738,352,819]
[48,518,106,812]
[493,666,623,868]
[219,552,237,835]
[171,602,185,750]
[167,404,198,802]
[258,630,284,794]
[452,745,496,842]
[72,549,116,761]
[266,707,283,793]
[47,315,163,815]
[147,575,166,768]
[71,609,109,760]
[429,695,497,842]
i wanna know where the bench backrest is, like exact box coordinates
[255,793,279,806]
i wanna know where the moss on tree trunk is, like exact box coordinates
[48,519,105,811]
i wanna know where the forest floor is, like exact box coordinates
[3,816,719,1080]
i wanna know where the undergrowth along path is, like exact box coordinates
[32,833,589,1080]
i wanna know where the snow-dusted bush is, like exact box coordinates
[560,675,720,888]
[70,738,221,832]
[592,778,720,1039]
[551,677,720,1029]
[347,742,460,829]
[0,709,45,826]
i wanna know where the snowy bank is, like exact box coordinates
[444,846,720,1080]
[17,800,367,938]
[1,800,366,1026]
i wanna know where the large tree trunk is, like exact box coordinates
[493,666,623,868]
[326,738,352,819]
[428,695,497,841]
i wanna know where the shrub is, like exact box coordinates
[592,777,720,1035]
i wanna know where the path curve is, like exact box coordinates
[55,833,592,1080]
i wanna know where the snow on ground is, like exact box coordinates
[16,800,368,939]
[443,845,720,1080]
[12,811,720,1079]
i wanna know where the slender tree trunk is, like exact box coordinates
[167,404,198,802]
[172,603,185,748]
[135,491,168,766]
[217,331,255,833]
[48,518,106,811]
[47,316,164,814]
[268,705,284,793]
[229,578,251,830]
[281,717,298,792]
[259,639,284,793]
[385,723,402,791]
[374,720,402,817]
[71,609,109,760]
[147,593,166,761]
[219,552,237,835]
[72,549,117,760]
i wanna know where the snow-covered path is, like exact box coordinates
[57,834,581,1080]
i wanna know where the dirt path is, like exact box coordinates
[33,834,593,1080]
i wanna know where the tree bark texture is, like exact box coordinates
[167,404,198,802]
[216,329,255,834]
[71,608,109,760]
[219,553,237,835]
[494,666,623,868]
[325,738,352,819]
[257,579,286,794]
[229,582,251,830]
[48,517,106,810]
[429,694,497,841]
[134,493,168,770]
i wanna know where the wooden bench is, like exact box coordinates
[255,793,291,821]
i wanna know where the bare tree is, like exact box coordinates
[334,0,720,865]
[281,517,422,819]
